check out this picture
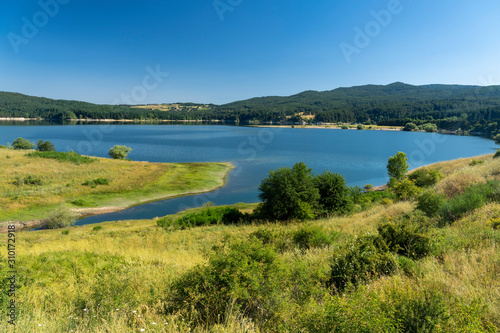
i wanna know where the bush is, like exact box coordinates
[364,184,373,191]
[42,207,77,229]
[329,235,397,292]
[494,149,500,159]
[357,124,365,130]
[403,122,418,131]
[392,179,421,201]
[421,123,438,132]
[13,175,43,186]
[315,171,353,215]
[108,145,132,159]
[439,181,500,224]
[157,206,246,231]
[341,125,349,129]
[416,191,445,217]
[26,151,97,165]
[166,237,285,326]
[36,140,56,152]
[469,159,485,166]
[82,178,110,188]
[377,222,430,259]
[407,168,443,188]
[292,225,336,250]
[12,137,34,150]
[257,162,320,221]
[92,226,103,231]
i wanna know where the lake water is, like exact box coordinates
[0,123,497,224]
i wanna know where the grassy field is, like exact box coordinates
[1,155,500,332]
[0,148,233,223]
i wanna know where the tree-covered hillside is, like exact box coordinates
[2,82,500,136]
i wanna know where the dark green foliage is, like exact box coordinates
[329,235,397,292]
[257,162,320,221]
[156,206,246,231]
[13,175,43,186]
[377,222,430,259]
[26,151,97,165]
[421,123,438,132]
[12,137,34,150]
[166,237,285,325]
[469,159,485,166]
[92,226,103,231]
[82,178,110,188]
[36,139,56,152]
[61,230,70,235]
[387,152,409,182]
[292,225,337,250]
[315,171,353,215]
[341,125,349,129]
[357,124,364,130]
[108,145,132,159]
[439,181,500,224]
[494,149,500,159]
[407,168,443,187]
[403,122,418,131]
[417,191,445,217]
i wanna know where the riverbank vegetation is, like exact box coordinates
[2,153,500,332]
[0,147,233,224]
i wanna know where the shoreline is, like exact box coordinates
[0,161,234,232]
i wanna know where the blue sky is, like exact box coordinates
[1,0,499,105]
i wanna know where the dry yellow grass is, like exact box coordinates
[0,149,232,222]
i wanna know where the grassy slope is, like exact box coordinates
[1,155,500,332]
[0,149,233,222]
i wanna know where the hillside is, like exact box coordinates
[1,154,500,332]
[3,82,500,135]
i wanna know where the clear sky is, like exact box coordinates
[1,0,499,105]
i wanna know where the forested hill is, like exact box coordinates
[2,82,500,136]
[216,82,500,126]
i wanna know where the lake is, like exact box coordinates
[0,123,497,224]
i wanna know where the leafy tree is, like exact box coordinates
[36,140,56,152]
[257,162,319,221]
[108,145,132,159]
[387,152,409,182]
[12,137,34,150]
[403,122,418,131]
[314,171,353,214]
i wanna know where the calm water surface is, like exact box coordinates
[0,124,497,224]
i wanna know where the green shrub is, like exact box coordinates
[407,168,443,187]
[92,226,103,231]
[364,184,373,191]
[82,178,110,188]
[357,124,365,130]
[166,237,285,326]
[392,179,421,201]
[329,235,397,292]
[403,122,418,131]
[292,225,337,250]
[341,125,349,129]
[387,152,409,181]
[416,191,445,217]
[36,139,56,152]
[377,222,430,259]
[13,175,43,186]
[157,206,246,231]
[494,149,500,159]
[26,151,97,165]
[61,230,70,235]
[108,145,132,159]
[12,137,34,150]
[42,207,77,229]
[439,181,500,225]
[469,159,485,166]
